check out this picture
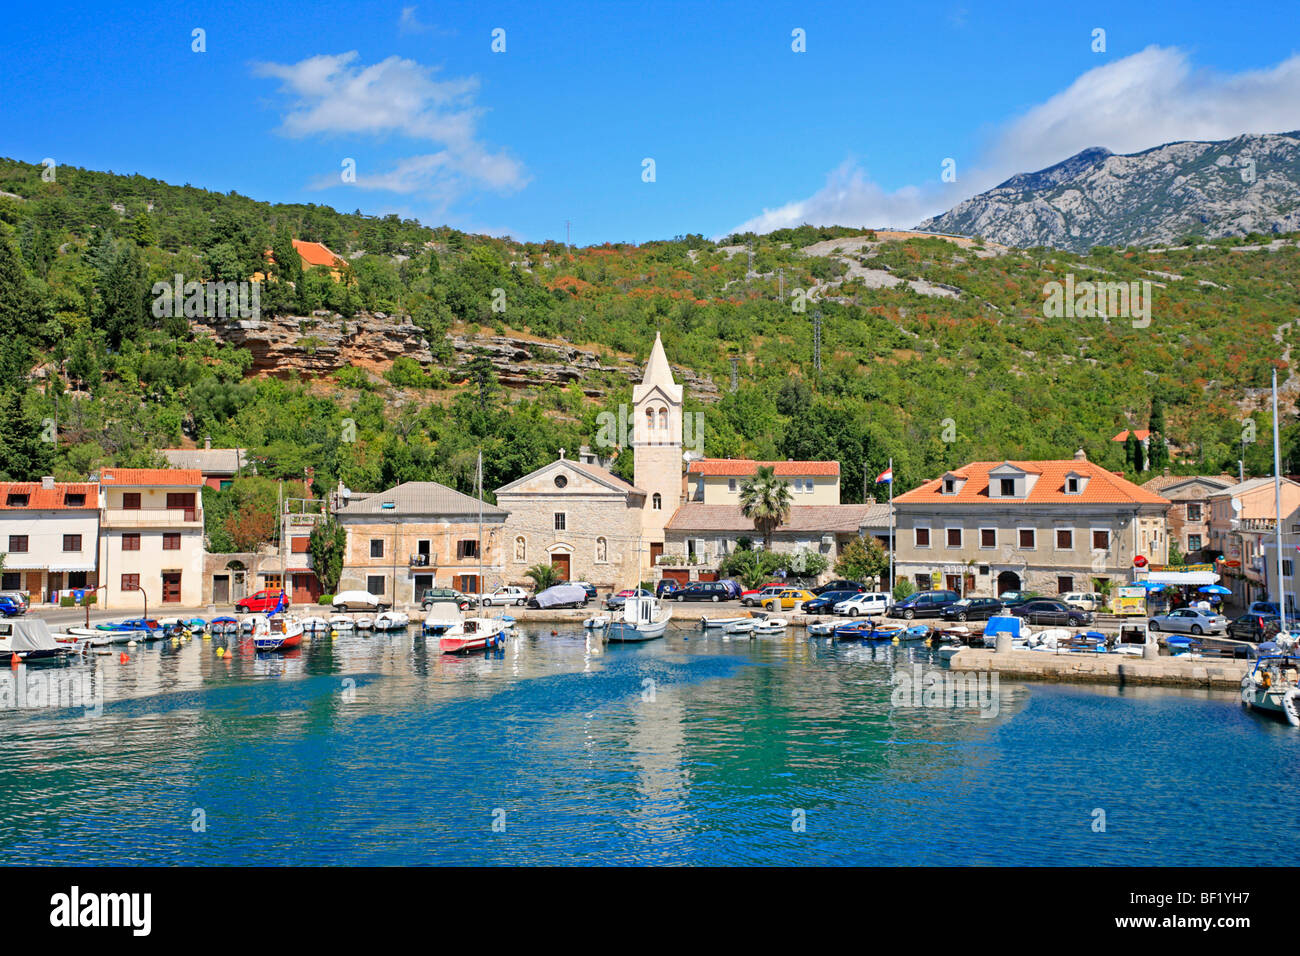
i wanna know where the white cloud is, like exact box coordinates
[253,51,526,210]
[726,46,1300,237]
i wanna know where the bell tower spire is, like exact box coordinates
[632,332,683,574]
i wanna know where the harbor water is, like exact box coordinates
[0,624,1296,866]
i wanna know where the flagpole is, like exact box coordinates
[888,458,894,593]
[1273,368,1287,633]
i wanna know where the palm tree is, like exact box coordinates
[525,562,562,593]
[739,465,793,551]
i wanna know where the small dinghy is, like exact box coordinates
[806,619,838,637]
[701,616,749,629]
[751,617,787,635]
[723,619,756,635]
[374,610,409,631]
[583,614,611,629]
[300,617,330,633]
[329,615,354,631]
[208,616,240,636]
[355,615,375,630]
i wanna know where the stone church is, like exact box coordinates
[495,332,684,589]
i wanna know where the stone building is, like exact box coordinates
[495,331,683,588]
[892,452,1170,597]
[334,481,507,603]
[1140,473,1236,561]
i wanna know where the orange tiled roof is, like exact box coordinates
[894,460,1170,506]
[98,469,203,487]
[1112,429,1151,442]
[687,459,840,478]
[293,239,344,269]
[0,482,98,509]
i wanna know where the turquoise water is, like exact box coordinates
[0,626,1295,866]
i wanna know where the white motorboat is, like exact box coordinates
[605,594,672,642]
[701,616,749,629]
[440,616,510,654]
[301,616,330,633]
[751,618,788,635]
[1241,639,1300,725]
[248,614,305,653]
[805,619,838,637]
[583,614,611,629]
[329,615,355,631]
[723,619,756,635]
[355,615,375,630]
[0,618,71,662]
[66,625,142,645]
[374,610,410,631]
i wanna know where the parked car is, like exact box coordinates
[527,584,589,609]
[1012,599,1093,627]
[997,590,1040,608]
[334,590,391,612]
[1061,591,1106,613]
[811,579,863,596]
[420,588,469,611]
[834,591,893,617]
[1226,613,1281,643]
[236,588,289,614]
[671,581,732,603]
[741,584,787,607]
[655,579,680,599]
[802,590,860,615]
[1247,601,1289,617]
[940,597,1005,622]
[562,581,598,601]
[717,579,745,600]
[1148,607,1228,635]
[606,588,653,610]
[890,589,961,620]
[479,586,529,607]
[0,592,28,616]
[761,588,816,611]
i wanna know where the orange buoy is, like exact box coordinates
[119,652,130,664]
[9,653,19,668]
[551,630,558,636]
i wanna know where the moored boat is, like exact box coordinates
[207,616,240,636]
[701,616,750,629]
[583,614,611,629]
[0,618,72,662]
[422,601,462,637]
[751,617,788,635]
[439,617,510,654]
[374,610,409,630]
[1241,644,1300,725]
[723,619,756,635]
[300,616,330,633]
[605,594,672,642]
[249,614,305,653]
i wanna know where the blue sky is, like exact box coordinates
[4,1,1299,243]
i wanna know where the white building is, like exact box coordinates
[97,468,206,610]
[0,478,100,603]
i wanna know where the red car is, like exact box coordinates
[235,589,289,614]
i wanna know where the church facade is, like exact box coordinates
[495,332,684,590]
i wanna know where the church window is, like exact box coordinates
[653,493,662,510]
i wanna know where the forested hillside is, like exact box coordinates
[0,155,1297,508]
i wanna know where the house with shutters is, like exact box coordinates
[1139,473,1237,562]
[892,451,1171,598]
[333,480,507,602]
[96,468,205,609]
[0,478,100,604]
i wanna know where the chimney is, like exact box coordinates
[1073,448,1087,461]
[41,476,54,490]
[204,436,212,451]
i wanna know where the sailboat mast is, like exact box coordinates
[477,449,484,604]
[1273,368,1287,632]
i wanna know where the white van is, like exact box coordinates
[1062,592,1105,613]
[833,591,892,617]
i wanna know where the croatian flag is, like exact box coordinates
[876,467,893,484]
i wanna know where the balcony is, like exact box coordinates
[104,508,203,528]
[410,553,432,567]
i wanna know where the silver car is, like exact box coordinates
[1148,607,1228,635]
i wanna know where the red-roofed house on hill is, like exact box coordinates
[97,468,205,609]
[892,451,1171,598]
[253,239,348,283]
[0,477,100,603]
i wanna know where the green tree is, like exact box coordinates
[1148,399,1169,470]
[718,548,782,589]
[892,577,915,602]
[834,535,889,584]
[308,517,347,593]
[738,465,793,549]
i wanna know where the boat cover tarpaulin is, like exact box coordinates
[532,584,587,608]
[3,618,62,652]
[982,615,1023,638]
